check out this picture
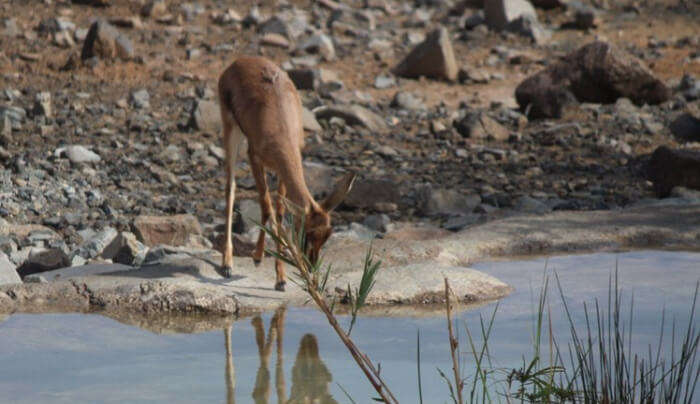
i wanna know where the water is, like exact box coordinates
[0,250,698,403]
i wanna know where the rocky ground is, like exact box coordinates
[0,0,699,282]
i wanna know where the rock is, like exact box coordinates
[234,199,261,234]
[32,92,51,118]
[81,20,134,61]
[73,227,118,260]
[302,107,322,132]
[454,111,509,140]
[1,18,19,37]
[670,113,700,142]
[298,34,335,61]
[393,26,458,82]
[258,16,289,38]
[17,248,71,277]
[0,252,20,286]
[0,105,26,124]
[314,105,387,132]
[505,15,550,44]
[485,0,538,31]
[516,41,671,119]
[391,91,425,110]
[344,178,400,209]
[287,68,318,90]
[129,89,150,109]
[23,274,48,283]
[302,161,339,199]
[363,214,392,233]
[417,185,481,216]
[141,0,167,18]
[463,11,485,30]
[530,0,564,8]
[374,74,396,89]
[62,145,101,163]
[570,4,599,29]
[190,100,222,134]
[102,232,147,266]
[647,146,700,197]
[72,0,111,6]
[1,114,11,144]
[514,196,551,214]
[133,214,203,247]
[443,214,480,231]
[260,33,290,48]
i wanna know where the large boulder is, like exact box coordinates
[516,41,671,119]
[314,105,387,132]
[81,20,133,61]
[647,146,700,197]
[17,248,71,277]
[190,100,222,134]
[670,112,700,142]
[343,178,401,210]
[133,215,203,247]
[485,0,538,31]
[393,26,458,82]
[417,186,481,216]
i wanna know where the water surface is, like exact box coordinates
[1,250,698,403]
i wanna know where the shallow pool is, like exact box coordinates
[1,250,698,403]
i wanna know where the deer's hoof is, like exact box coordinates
[221,266,233,278]
[253,257,262,267]
[274,281,286,292]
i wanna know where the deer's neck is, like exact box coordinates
[276,158,317,211]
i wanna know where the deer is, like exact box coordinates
[217,56,356,292]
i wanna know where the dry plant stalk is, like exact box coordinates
[444,278,465,404]
[274,223,399,404]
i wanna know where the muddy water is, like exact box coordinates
[0,250,698,403]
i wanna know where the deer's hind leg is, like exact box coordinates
[221,108,245,277]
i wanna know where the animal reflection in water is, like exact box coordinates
[223,307,338,404]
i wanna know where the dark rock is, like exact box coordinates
[530,0,564,8]
[18,248,70,277]
[443,214,480,231]
[505,15,550,44]
[133,215,203,247]
[417,185,481,216]
[314,105,387,132]
[287,68,318,90]
[669,112,700,142]
[516,41,671,119]
[647,146,700,197]
[233,199,261,234]
[393,26,458,82]
[344,179,401,209]
[514,196,551,214]
[363,214,392,233]
[81,20,133,61]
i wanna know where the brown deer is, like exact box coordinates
[218,56,356,291]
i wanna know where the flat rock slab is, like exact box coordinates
[2,204,699,318]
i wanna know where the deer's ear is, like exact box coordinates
[321,171,356,212]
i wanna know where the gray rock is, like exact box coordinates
[514,196,551,214]
[0,252,20,286]
[141,0,167,18]
[454,111,509,140]
[443,214,480,231]
[133,214,203,247]
[393,26,458,81]
[81,19,134,61]
[190,100,222,134]
[0,105,27,124]
[374,74,396,89]
[1,114,10,144]
[258,16,289,38]
[485,0,537,31]
[63,145,101,163]
[102,232,148,266]
[302,161,340,199]
[363,214,392,233]
[417,185,481,216]
[302,107,322,132]
[298,34,335,61]
[314,105,387,132]
[505,15,550,44]
[73,227,118,260]
[670,112,700,142]
[130,89,150,109]
[1,18,19,37]
[23,274,48,283]
[234,199,261,234]
[391,91,425,110]
[17,248,70,277]
[33,92,52,118]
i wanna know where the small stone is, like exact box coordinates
[141,0,167,18]
[454,111,509,141]
[442,214,480,231]
[302,107,322,132]
[73,227,118,260]
[485,0,537,31]
[23,274,48,283]
[81,19,134,61]
[393,26,458,81]
[190,100,222,134]
[260,33,290,48]
[363,214,392,233]
[314,105,387,132]
[129,89,150,109]
[298,34,335,61]
[670,112,700,142]
[514,195,551,214]
[62,145,101,163]
[391,91,425,111]
[417,185,481,216]
[102,232,147,266]
[374,74,396,89]
[17,248,70,277]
